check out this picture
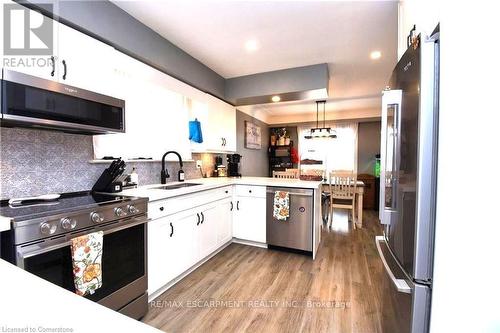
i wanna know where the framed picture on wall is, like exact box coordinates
[245,121,261,149]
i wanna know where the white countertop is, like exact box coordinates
[0,177,321,230]
[0,259,159,332]
[117,176,322,201]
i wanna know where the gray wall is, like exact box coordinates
[23,0,225,99]
[357,121,381,175]
[0,128,200,200]
[235,111,269,177]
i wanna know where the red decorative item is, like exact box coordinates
[291,147,299,164]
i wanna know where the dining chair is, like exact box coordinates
[328,170,357,229]
[272,170,298,179]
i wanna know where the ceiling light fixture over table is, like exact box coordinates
[304,100,337,139]
[271,95,281,102]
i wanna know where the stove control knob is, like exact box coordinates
[114,207,126,217]
[60,217,76,230]
[40,222,56,235]
[91,212,104,223]
[127,205,139,214]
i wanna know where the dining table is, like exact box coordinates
[321,180,365,228]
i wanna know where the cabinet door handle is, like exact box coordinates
[159,206,164,211]
[237,201,239,210]
[200,212,205,224]
[50,56,55,77]
[196,213,200,225]
[230,202,233,211]
[169,222,174,237]
[249,190,252,193]
[223,138,227,146]
[62,60,67,80]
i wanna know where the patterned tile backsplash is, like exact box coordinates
[0,127,203,200]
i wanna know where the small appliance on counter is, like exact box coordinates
[227,154,242,177]
[215,155,227,177]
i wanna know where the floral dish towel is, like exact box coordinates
[70,231,103,296]
[273,191,290,221]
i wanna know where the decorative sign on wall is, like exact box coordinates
[245,121,261,149]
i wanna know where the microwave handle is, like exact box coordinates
[17,216,149,263]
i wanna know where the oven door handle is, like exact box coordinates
[17,216,150,262]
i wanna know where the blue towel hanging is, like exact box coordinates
[189,118,203,143]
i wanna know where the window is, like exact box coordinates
[298,122,358,176]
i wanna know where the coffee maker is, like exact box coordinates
[227,154,242,177]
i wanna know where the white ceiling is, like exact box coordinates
[113,0,398,121]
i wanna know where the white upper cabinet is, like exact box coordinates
[57,23,116,96]
[1,3,115,96]
[0,2,59,80]
[188,94,236,153]
[93,51,192,161]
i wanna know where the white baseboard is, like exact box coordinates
[232,238,268,249]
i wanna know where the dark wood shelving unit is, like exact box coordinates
[268,141,294,176]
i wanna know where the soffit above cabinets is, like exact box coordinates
[225,64,329,106]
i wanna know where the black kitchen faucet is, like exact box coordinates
[161,151,185,184]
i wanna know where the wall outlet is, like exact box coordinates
[196,160,203,169]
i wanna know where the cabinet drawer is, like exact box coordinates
[148,185,233,219]
[234,185,266,198]
[148,200,170,220]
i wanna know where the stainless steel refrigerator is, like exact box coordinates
[377,24,439,333]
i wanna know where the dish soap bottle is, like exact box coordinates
[130,167,139,185]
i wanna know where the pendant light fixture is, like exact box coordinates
[304,100,337,139]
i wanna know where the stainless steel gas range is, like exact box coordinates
[0,192,149,320]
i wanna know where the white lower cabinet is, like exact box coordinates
[148,195,233,297]
[147,209,197,295]
[233,187,266,243]
[216,198,233,245]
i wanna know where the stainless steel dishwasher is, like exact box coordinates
[266,187,313,252]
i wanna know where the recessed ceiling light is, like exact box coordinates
[370,50,382,60]
[245,39,259,52]
[271,95,281,102]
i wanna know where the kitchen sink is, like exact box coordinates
[152,183,202,190]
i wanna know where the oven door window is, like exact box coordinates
[21,224,145,302]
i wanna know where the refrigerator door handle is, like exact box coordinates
[375,236,412,294]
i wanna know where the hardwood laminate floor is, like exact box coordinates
[142,210,385,333]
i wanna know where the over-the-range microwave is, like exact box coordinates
[0,69,125,135]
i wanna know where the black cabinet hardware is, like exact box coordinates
[159,206,164,211]
[230,202,233,211]
[50,56,55,76]
[225,190,229,194]
[169,222,174,237]
[62,60,67,80]
[236,201,240,210]
[197,213,200,225]
[200,212,205,224]
[249,190,252,193]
